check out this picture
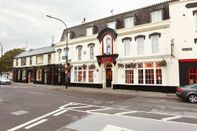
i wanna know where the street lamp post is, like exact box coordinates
[0,43,3,76]
[46,15,69,89]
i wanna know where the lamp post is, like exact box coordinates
[0,43,3,76]
[46,15,69,89]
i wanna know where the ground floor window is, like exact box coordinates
[74,65,89,83]
[36,69,42,81]
[137,62,162,85]
[22,70,26,81]
[17,70,21,81]
[125,64,134,84]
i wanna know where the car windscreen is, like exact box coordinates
[183,83,197,88]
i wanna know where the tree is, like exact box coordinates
[0,48,24,74]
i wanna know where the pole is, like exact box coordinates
[46,15,69,89]
[0,43,3,76]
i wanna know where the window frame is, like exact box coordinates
[151,10,163,23]
[124,17,134,28]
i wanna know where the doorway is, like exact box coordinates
[106,64,112,88]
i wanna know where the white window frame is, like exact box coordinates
[195,13,197,31]
[151,35,160,54]
[90,45,94,59]
[107,21,116,29]
[136,38,144,55]
[77,46,82,61]
[57,49,62,63]
[123,39,131,56]
[151,10,163,23]
[86,27,93,36]
[124,17,134,28]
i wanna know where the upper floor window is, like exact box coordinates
[36,55,43,64]
[123,38,131,56]
[124,17,134,28]
[48,54,51,64]
[21,58,26,66]
[107,21,116,30]
[151,35,160,54]
[136,37,144,55]
[151,10,163,23]
[16,59,19,66]
[30,57,32,65]
[76,45,82,61]
[57,49,62,63]
[194,12,197,31]
[86,27,93,36]
[62,32,70,41]
[103,34,113,55]
[90,45,94,59]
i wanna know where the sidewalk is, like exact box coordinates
[13,83,176,99]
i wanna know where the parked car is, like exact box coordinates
[0,77,11,85]
[176,83,197,103]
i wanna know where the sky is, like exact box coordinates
[0,0,168,53]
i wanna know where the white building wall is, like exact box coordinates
[170,0,197,59]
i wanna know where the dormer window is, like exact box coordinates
[151,10,163,23]
[107,21,116,30]
[124,17,134,28]
[86,27,93,36]
[62,32,70,41]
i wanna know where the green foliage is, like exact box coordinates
[0,48,24,73]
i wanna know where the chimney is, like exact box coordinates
[82,18,86,24]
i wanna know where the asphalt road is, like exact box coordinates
[0,83,197,131]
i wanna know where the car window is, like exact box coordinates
[183,83,197,88]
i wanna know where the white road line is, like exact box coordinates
[115,111,138,116]
[59,102,74,109]
[87,108,111,112]
[53,110,68,116]
[7,108,64,131]
[162,116,182,121]
[24,119,48,129]
[68,105,92,109]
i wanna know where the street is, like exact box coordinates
[0,83,197,131]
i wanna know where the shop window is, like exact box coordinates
[145,69,154,84]
[124,17,134,28]
[125,69,134,84]
[78,67,82,82]
[156,69,162,84]
[36,69,42,81]
[22,70,26,81]
[88,65,94,82]
[151,10,163,23]
[74,67,77,82]
[18,70,21,80]
[188,68,197,84]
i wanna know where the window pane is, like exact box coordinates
[87,27,93,36]
[145,69,154,84]
[151,10,162,23]
[125,70,134,84]
[124,17,134,28]
[151,35,159,54]
[107,21,116,29]
[156,69,162,84]
[123,40,130,56]
[138,69,144,84]
[137,38,144,55]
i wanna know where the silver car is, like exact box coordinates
[0,77,11,85]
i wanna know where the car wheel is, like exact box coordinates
[188,94,197,103]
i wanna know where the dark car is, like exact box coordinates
[176,83,197,103]
[0,77,11,85]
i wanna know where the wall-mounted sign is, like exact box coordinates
[96,54,118,66]
[182,48,192,51]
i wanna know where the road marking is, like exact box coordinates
[68,105,92,109]
[87,108,111,112]
[11,110,28,116]
[24,119,48,129]
[7,108,64,131]
[162,116,182,121]
[53,110,68,116]
[115,111,138,116]
[102,125,135,131]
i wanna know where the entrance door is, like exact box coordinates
[106,64,112,88]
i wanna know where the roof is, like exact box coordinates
[14,46,55,58]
